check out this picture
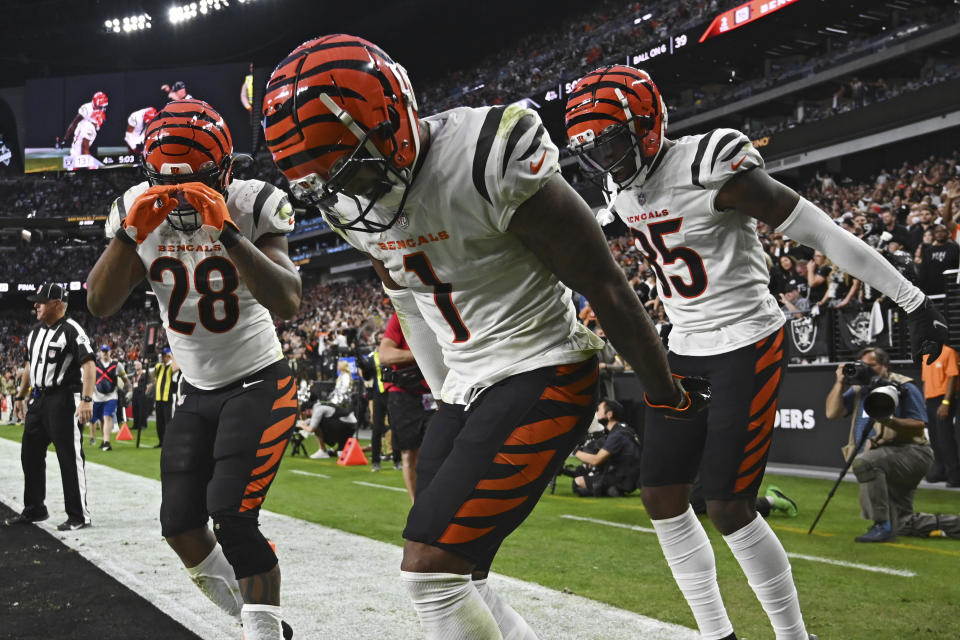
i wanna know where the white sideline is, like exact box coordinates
[562,514,917,578]
[0,437,697,640]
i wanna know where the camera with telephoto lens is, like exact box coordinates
[559,431,607,477]
[842,362,903,419]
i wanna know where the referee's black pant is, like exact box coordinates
[155,399,172,445]
[21,389,90,523]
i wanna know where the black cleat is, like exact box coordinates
[4,511,49,526]
[282,620,293,639]
[57,519,91,531]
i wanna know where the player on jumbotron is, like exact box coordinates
[124,106,158,153]
[565,64,948,640]
[87,99,300,640]
[63,91,108,161]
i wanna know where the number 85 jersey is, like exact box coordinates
[106,178,294,389]
[612,128,784,356]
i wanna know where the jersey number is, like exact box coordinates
[632,218,708,298]
[149,256,240,334]
[403,252,470,343]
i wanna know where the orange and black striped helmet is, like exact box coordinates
[565,65,667,189]
[142,99,233,232]
[263,34,420,232]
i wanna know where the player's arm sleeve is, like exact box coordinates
[775,197,925,313]
[250,182,296,242]
[477,105,560,232]
[692,129,764,213]
[105,196,125,239]
[383,285,449,395]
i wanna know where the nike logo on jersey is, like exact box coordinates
[530,151,547,174]
[934,320,948,330]
[242,379,263,388]
[731,156,748,171]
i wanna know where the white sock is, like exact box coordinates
[473,578,539,640]
[186,543,243,618]
[651,506,733,640]
[241,604,283,640]
[401,571,503,640]
[723,514,807,640]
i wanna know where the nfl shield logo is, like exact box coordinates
[47,349,57,360]
[636,192,646,206]
[396,213,409,229]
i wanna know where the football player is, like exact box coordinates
[565,65,948,640]
[86,99,301,640]
[262,35,703,639]
[63,91,108,160]
[124,106,158,153]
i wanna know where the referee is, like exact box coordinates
[5,283,95,531]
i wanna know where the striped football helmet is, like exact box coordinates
[142,100,233,232]
[565,65,667,190]
[92,91,109,109]
[262,33,420,233]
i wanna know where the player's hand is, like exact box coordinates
[178,182,240,243]
[161,84,171,93]
[122,185,180,244]
[907,297,949,365]
[644,375,710,421]
[55,136,63,150]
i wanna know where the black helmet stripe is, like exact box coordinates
[565,112,620,129]
[145,134,217,162]
[273,142,355,173]
[264,113,342,147]
[149,122,227,156]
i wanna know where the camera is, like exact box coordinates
[842,362,902,419]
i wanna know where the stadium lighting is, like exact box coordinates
[104,13,151,33]
[169,0,232,24]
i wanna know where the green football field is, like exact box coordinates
[3,423,959,639]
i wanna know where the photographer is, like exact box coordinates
[825,347,933,542]
[570,400,642,497]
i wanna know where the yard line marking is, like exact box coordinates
[561,514,656,534]
[885,542,960,557]
[353,480,407,493]
[772,524,835,537]
[291,470,331,479]
[786,553,915,577]
[562,515,915,577]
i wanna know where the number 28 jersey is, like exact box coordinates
[329,105,604,405]
[612,128,784,356]
[106,178,295,389]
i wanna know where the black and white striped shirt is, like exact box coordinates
[25,317,95,392]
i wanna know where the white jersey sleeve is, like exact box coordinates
[688,128,764,212]
[105,182,150,239]
[225,180,296,242]
[473,104,559,232]
[78,102,93,121]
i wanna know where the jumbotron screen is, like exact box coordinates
[23,61,253,173]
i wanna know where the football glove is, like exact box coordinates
[121,185,179,244]
[907,297,949,365]
[177,182,241,245]
[644,374,710,421]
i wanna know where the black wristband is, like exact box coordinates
[81,395,93,403]
[220,224,242,249]
[116,230,137,246]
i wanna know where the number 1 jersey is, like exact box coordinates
[106,178,295,389]
[612,128,784,356]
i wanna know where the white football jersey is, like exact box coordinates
[78,102,95,122]
[106,178,295,389]
[124,108,152,147]
[71,120,97,156]
[612,128,783,356]
[329,105,604,404]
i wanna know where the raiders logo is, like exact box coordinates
[790,316,817,354]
